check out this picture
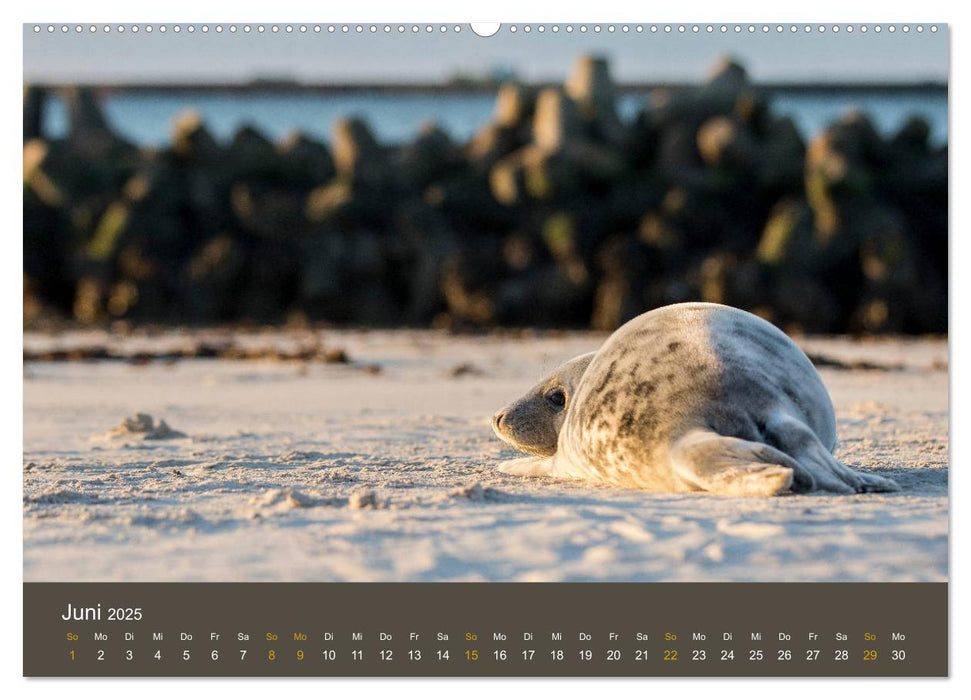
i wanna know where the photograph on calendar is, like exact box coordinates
[23,23,948,584]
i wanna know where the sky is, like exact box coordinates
[23,23,949,86]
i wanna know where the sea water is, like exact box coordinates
[39,89,948,148]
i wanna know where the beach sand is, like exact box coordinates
[23,329,948,582]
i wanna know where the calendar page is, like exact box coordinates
[22,20,949,678]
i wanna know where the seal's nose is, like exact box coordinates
[492,411,506,431]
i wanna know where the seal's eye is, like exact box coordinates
[546,389,566,409]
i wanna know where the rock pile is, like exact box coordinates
[22,56,947,334]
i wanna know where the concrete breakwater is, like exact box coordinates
[23,56,947,333]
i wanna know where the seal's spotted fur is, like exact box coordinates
[493,303,899,496]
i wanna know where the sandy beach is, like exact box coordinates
[23,329,948,582]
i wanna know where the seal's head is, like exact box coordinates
[492,352,595,456]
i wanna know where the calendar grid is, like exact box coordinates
[24,582,947,677]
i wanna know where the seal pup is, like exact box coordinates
[492,302,899,496]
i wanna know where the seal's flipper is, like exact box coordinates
[764,413,899,494]
[498,455,555,477]
[669,430,803,496]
